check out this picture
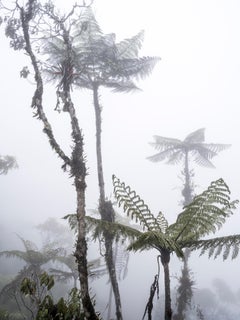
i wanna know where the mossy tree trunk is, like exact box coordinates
[93,84,123,320]
[19,2,99,318]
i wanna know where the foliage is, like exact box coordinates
[0,155,18,175]
[111,175,239,319]
[147,128,230,168]
[0,236,65,318]
[20,272,87,320]
[42,7,160,96]
[147,128,231,206]
[0,1,101,317]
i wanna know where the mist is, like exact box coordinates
[0,1,240,319]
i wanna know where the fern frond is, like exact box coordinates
[156,212,168,233]
[112,175,163,231]
[149,136,182,151]
[147,148,183,164]
[128,231,184,258]
[73,7,102,46]
[168,179,237,242]
[113,56,160,80]
[86,216,141,242]
[63,214,78,233]
[185,234,240,260]
[116,30,144,59]
[103,79,140,93]
[184,128,205,143]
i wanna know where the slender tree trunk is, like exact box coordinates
[60,29,99,318]
[175,153,194,320]
[93,84,123,320]
[93,84,105,204]
[74,181,99,319]
[19,4,98,317]
[182,151,192,207]
[161,250,172,320]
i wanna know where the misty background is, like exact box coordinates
[0,0,240,318]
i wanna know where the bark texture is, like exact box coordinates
[93,85,123,320]
[161,250,172,320]
[19,2,99,318]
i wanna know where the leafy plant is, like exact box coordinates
[110,175,239,320]
[147,128,230,205]
[42,8,159,319]
[20,272,89,320]
[0,155,18,175]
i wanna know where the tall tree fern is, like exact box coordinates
[42,8,159,320]
[147,128,230,206]
[147,128,231,318]
[110,175,239,320]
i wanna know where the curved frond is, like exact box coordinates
[73,7,102,46]
[149,136,182,151]
[63,213,78,233]
[0,250,28,262]
[147,148,183,164]
[112,175,163,231]
[113,56,160,80]
[86,216,141,242]
[116,30,144,59]
[202,143,231,154]
[184,128,205,143]
[103,79,140,93]
[168,179,238,243]
[185,234,240,260]
[128,231,184,258]
[156,212,168,233]
[191,146,216,168]
[190,143,231,168]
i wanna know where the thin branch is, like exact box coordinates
[18,1,71,169]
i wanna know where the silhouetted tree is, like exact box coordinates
[42,7,159,319]
[147,128,230,206]
[147,128,231,318]
[0,1,98,318]
[102,175,239,320]
[0,236,61,318]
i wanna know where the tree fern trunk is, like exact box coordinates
[93,85,123,320]
[182,151,192,206]
[176,153,194,319]
[161,250,172,320]
[93,84,105,203]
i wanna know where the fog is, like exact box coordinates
[0,0,240,319]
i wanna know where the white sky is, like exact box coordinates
[1,0,240,318]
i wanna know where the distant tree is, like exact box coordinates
[0,155,18,175]
[91,175,240,320]
[36,218,75,253]
[147,128,231,318]
[0,236,61,318]
[147,128,230,206]
[0,1,99,318]
[42,7,159,320]
[50,254,107,288]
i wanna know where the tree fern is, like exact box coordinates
[168,179,237,243]
[113,175,165,232]
[186,234,240,260]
